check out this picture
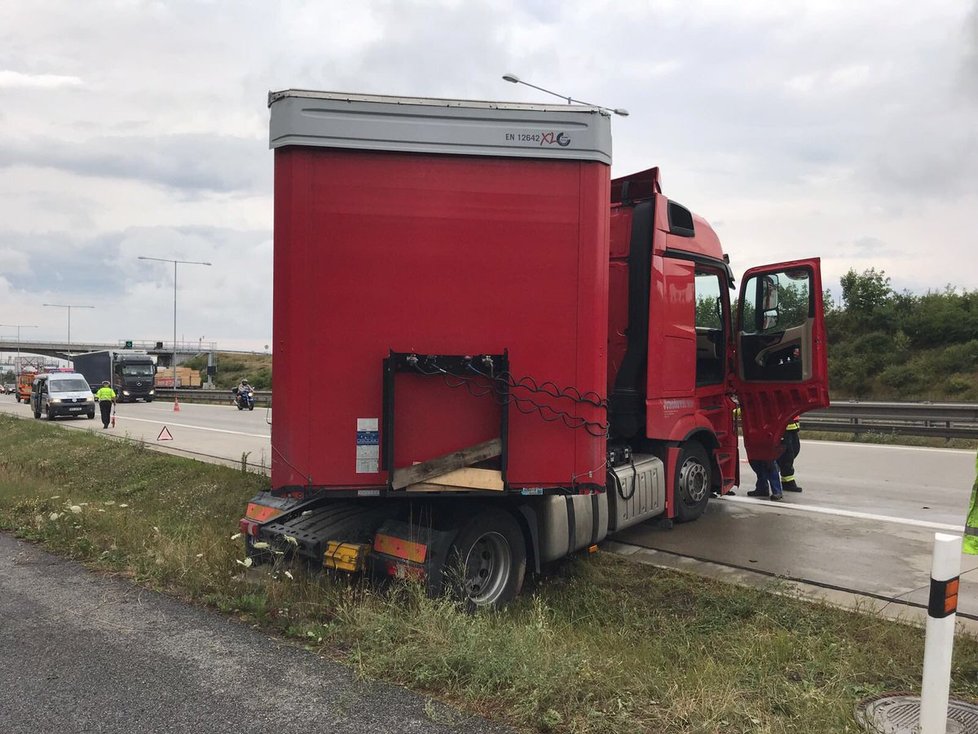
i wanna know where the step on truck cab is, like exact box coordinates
[241,90,830,607]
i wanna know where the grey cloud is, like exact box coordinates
[844,236,901,258]
[0,134,270,194]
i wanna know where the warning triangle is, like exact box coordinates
[157,426,174,442]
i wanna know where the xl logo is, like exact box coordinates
[540,132,571,147]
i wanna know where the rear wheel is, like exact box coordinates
[674,441,711,523]
[448,508,526,609]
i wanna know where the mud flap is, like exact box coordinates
[370,519,458,596]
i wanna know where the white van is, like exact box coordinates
[30,372,96,421]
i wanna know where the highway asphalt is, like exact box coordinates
[0,533,511,734]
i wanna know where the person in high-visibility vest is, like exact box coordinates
[964,450,978,555]
[780,416,803,492]
[94,380,116,429]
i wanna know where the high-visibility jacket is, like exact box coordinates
[95,386,116,402]
[964,451,978,555]
[786,416,801,431]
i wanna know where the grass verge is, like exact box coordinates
[2,413,978,733]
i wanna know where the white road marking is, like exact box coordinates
[720,494,962,532]
[114,415,269,439]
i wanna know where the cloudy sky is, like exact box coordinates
[1,0,976,352]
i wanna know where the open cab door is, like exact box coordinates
[733,258,829,461]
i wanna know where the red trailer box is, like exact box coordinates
[268,91,612,493]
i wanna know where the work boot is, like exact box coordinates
[770,493,783,502]
[747,488,769,497]
[783,482,803,492]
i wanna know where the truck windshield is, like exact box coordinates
[51,379,91,393]
[121,365,155,377]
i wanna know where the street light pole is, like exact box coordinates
[138,256,211,391]
[0,324,38,377]
[501,73,629,116]
[42,304,94,359]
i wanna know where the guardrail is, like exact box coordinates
[158,388,271,408]
[153,390,978,440]
[800,401,978,440]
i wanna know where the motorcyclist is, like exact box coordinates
[233,379,254,408]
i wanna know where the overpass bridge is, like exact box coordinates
[0,339,225,365]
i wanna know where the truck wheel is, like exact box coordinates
[448,508,526,609]
[674,441,711,523]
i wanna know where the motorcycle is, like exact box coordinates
[233,386,256,411]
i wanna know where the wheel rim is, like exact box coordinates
[679,457,709,504]
[462,531,511,605]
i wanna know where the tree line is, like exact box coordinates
[824,269,978,401]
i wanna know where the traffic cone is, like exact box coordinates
[173,396,181,412]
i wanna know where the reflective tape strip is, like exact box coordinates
[786,422,800,431]
[928,575,960,618]
[781,474,795,482]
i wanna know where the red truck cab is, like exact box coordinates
[607,168,829,521]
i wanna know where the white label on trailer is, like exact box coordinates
[356,418,379,473]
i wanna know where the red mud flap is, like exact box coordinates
[370,520,457,594]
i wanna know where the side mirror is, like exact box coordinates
[761,275,779,310]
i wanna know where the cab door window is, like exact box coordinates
[694,270,725,386]
[739,267,813,382]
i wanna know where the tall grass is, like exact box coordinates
[2,414,978,733]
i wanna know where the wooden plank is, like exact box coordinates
[391,438,501,490]
[422,467,504,491]
[405,468,504,493]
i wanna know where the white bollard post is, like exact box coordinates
[919,532,963,734]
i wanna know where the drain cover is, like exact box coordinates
[855,694,978,733]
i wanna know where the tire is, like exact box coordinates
[674,441,711,523]
[87,411,95,420]
[447,508,526,609]
[145,398,153,403]
[45,404,56,421]
[248,404,254,411]
[237,402,243,410]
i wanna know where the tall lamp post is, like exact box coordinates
[0,324,38,377]
[138,256,211,392]
[501,73,630,116]
[42,303,94,359]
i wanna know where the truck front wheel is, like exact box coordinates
[448,508,526,610]
[674,441,711,523]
